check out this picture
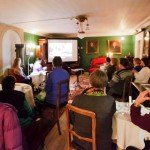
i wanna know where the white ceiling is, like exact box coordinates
[0,0,150,37]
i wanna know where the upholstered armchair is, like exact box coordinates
[89,56,106,73]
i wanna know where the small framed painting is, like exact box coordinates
[86,40,99,54]
[108,40,122,54]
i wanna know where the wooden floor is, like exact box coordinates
[43,111,68,150]
[43,75,76,150]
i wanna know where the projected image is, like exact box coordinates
[48,40,77,62]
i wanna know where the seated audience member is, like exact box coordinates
[100,57,111,72]
[108,58,133,98]
[0,75,33,127]
[33,58,45,73]
[0,102,22,150]
[126,56,134,70]
[106,58,118,81]
[133,58,142,72]
[71,69,116,150]
[45,56,70,107]
[130,90,150,132]
[11,58,31,84]
[127,90,150,150]
[133,57,150,83]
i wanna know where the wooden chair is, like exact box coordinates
[66,104,96,150]
[51,79,69,135]
[122,76,133,102]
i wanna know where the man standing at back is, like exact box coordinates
[45,56,70,107]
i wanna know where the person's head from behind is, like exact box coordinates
[119,58,129,69]
[12,58,21,68]
[106,57,111,63]
[110,58,118,66]
[52,56,62,68]
[133,58,141,66]
[141,57,150,68]
[2,75,16,92]
[89,69,108,90]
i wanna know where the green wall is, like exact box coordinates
[24,32,42,66]
[78,35,135,71]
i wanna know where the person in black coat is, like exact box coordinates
[0,76,33,129]
[71,69,116,150]
[106,58,118,81]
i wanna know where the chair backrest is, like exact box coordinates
[66,104,96,150]
[56,79,69,107]
[122,76,132,102]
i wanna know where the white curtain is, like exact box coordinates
[134,32,144,58]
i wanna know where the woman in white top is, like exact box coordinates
[134,57,150,83]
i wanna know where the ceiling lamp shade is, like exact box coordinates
[75,15,89,38]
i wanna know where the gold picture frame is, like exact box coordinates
[86,40,99,54]
[108,40,122,54]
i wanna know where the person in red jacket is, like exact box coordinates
[0,103,22,150]
[130,90,150,133]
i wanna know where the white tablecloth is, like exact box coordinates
[0,83,35,108]
[112,102,150,149]
[29,71,46,88]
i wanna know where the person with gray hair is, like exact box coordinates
[71,69,116,150]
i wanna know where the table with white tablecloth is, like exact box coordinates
[29,71,46,89]
[112,102,150,149]
[0,83,35,108]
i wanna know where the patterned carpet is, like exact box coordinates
[69,73,90,101]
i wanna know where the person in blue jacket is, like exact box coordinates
[45,56,70,107]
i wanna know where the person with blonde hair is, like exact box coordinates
[71,69,116,150]
[12,58,25,76]
[11,58,31,83]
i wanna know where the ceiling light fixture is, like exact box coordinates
[74,15,89,39]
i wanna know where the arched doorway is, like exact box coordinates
[2,30,21,73]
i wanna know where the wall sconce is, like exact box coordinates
[26,43,36,55]
[106,52,113,58]
[121,37,125,41]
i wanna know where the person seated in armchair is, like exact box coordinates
[100,57,111,72]
[45,56,70,108]
[71,69,116,150]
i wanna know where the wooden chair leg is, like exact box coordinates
[56,120,61,135]
[54,110,61,135]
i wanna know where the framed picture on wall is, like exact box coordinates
[86,40,99,54]
[108,40,122,54]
